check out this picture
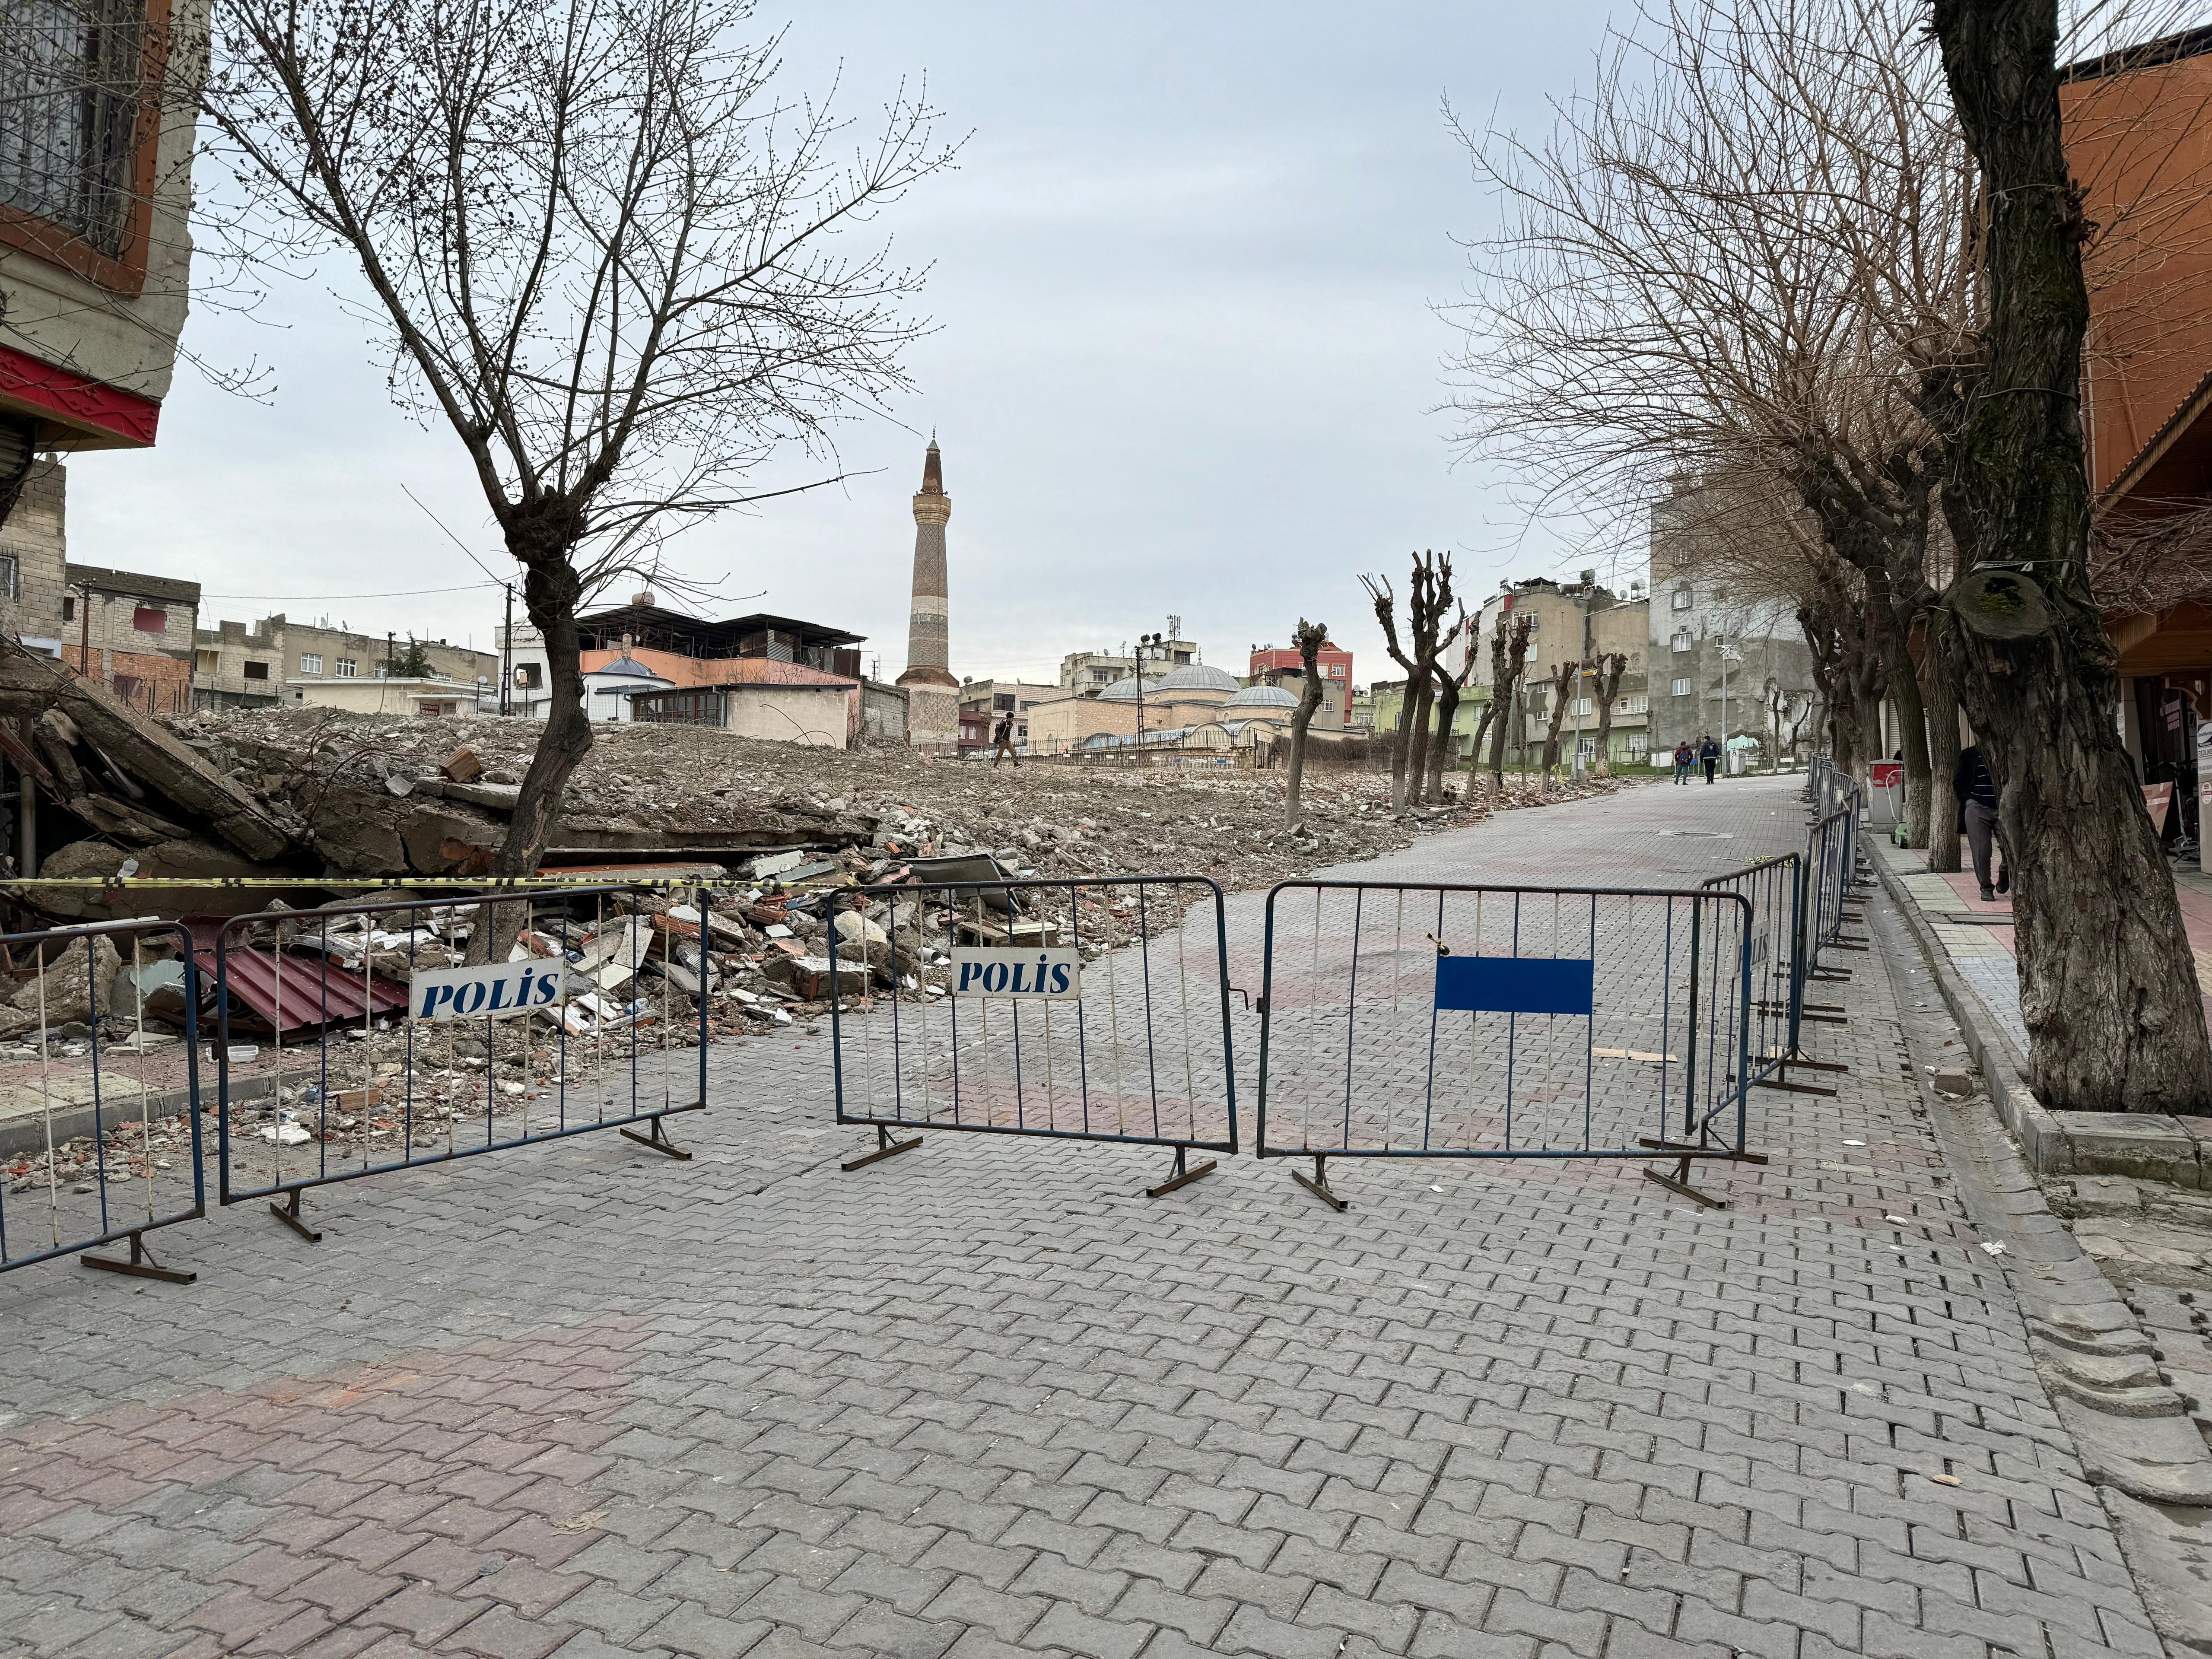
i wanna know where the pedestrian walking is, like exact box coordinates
[1955,742,2008,902]
[992,714,1020,769]
[1673,740,1694,784]
[1700,734,1720,784]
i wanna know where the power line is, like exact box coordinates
[204,585,496,601]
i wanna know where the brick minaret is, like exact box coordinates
[896,436,959,749]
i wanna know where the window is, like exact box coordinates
[1626,694,1649,715]
[0,555,15,598]
[1573,697,1592,717]
[1671,676,1692,696]
[1328,664,1346,677]
[515,663,542,689]
[242,660,269,681]
[1671,630,1693,654]
[60,595,73,621]
[0,0,150,273]
[194,650,217,675]
[335,658,358,678]
[1672,588,1692,610]
[993,693,1015,712]
[132,605,165,634]
[299,652,322,675]
[1627,733,1650,760]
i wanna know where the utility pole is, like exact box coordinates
[1132,630,1160,768]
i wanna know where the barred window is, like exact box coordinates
[0,0,147,258]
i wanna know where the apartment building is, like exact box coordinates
[1247,642,1354,733]
[1,0,210,527]
[1461,575,1653,769]
[194,615,497,713]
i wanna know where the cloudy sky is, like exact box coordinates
[71,0,1624,689]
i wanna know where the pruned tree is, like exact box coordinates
[1929,0,2212,1113]
[210,0,953,877]
[1586,652,1628,776]
[1423,609,1480,801]
[1486,613,1535,797]
[1538,661,1576,783]
[1284,618,1328,824]
[1363,552,1456,811]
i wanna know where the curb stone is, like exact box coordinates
[1866,861,2212,1651]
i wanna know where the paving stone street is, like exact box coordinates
[0,774,2169,1659]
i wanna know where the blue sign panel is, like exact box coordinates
[1434,955,1595,1017]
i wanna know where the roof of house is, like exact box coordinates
[64,563,200,606]
[574,604,863,655]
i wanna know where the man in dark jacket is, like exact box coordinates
[1955,743,2007,901]
[992,714,1019,769]
[1699,734,1720,784]
[1673,740,1694,784]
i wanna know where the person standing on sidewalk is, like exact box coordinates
[1673,739,1694,784]
[1955,742,2008,902]
[1700,734,1720,784]
[992,714,1019,769]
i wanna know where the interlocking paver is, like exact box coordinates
[0,778,2170,1659]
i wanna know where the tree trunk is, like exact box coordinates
[1406,678,1435,807]
[1933,0,2212,1114]
[1424,680,1461,801]
[1389,686,1416,812]
[1923,612,1963,873]
[1285,621,1327,825]
[1873,573,1932,847]
[1539,665,1573,782]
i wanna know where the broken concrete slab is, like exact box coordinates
[2054,1111,2203,1189]
[442,747,484,784]
[0,639,292,861]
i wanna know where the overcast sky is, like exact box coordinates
[70,1,1625,689]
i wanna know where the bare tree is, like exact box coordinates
[209,0,952,876]
[1363,552,1456,811]
[1930,0,2212,1113]
[1538,661,1576,783]
[1284,618,1328,824]
[1586,652,1628,775]
[1486,613,1534,798]
[1422,609,1479,801]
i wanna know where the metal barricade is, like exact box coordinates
[1254,880,1760,1211]
[825,875,1236,1196]
[215,885,709,1239]
[0,918,205,1284]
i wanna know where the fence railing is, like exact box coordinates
[826,874,1236,1196]
[215,884,710,1239]
[0,918,205,1283]
[1252,879,1757,1210]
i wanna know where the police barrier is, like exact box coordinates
[1254,880,1759,1210]
[825,875,1236,1195]
[216,885,709,1238]
[1806,788,1867,976]
[0,918,205,1284]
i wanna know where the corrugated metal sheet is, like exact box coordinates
[197,944,411,1034]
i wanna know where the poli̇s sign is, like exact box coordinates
[411,960,575,1023]
[950,947,1082,999]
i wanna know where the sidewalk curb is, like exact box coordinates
[1867,858,2212,1652]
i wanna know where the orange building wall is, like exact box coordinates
[2063,48,2212,495]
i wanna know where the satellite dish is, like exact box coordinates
[1949,567,2053,640]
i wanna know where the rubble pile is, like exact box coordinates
[150,706,1626,896]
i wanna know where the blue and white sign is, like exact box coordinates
[411,960,576,1023]
[950,947,1082,999]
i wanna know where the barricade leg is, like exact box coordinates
[1145,1144,1216,1198]
[271,1188,321,1243]
[843,1122,922,1172]
[80,1228,195,1285]
[619,1111,694,1160]
[1291,1152,1348,1212]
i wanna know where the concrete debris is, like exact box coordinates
[442,747,484,784]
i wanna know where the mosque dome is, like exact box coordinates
[1096,677,1143,702]
[1155,663,1239,693]
[1223,683,1300,711]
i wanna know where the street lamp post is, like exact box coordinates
[1132,630,1166,767]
